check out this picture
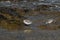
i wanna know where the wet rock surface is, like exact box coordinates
[0,0,60,40]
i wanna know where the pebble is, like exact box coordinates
[23,19,32,25]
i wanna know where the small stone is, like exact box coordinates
[23,19,32,25]
[46,19,54,24]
